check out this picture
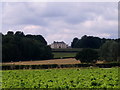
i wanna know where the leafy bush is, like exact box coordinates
[75,48,99,63]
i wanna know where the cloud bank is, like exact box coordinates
[2,2,118,45]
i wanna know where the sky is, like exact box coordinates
[1,2,118,45]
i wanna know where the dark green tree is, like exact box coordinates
[100,40,118,62]
[2,31,53,62]
[26,35,47,45]
[7,31,14,36]
[71,37,79,48]
[15,31,25,37]
[71,35,102,49]
[75,48,99,63]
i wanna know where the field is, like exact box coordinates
[2,68,119,88]
[52,48,98,59]
[2,58,80,65]
[53,52,76,58]
[52,48,82,59]
[2,58,106,66]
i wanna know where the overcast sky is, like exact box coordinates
[1,2,118,45]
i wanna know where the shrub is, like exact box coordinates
[75,48,99,63]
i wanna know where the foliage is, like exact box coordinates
[100,40,119,62]
[71,37,79,48]
[2,31,53,62]
[2,62,119,70]
[75,48,99,63]
[2,68,119,88]
[71,35,118,49]
[71,35,102,49]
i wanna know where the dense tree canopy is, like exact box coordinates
[99,40,119,62]
[73,35,119,62]
[75,48,99,63]
[2,31,53,62]
[71,37,79,48]
[71,35,115,49]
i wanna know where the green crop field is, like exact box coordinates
[2,68,119,88]
[53,52,76,58]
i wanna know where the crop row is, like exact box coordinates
[2,68,119,88]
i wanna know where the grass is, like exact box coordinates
[53,52,76,58]
[52,48,82,52]
[52,48,99,58]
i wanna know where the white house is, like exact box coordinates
[50,41,69,48]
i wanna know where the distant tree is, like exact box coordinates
[2,31,53,62]
[15,31,25,37]
[7,31,14,36]
[100,40,118,62]
[109,41,118,61]
[71,35,102,49]
[75,48,99,63]
[2,43,20,62]
[118,42,120,62]
[0,33,2,61]
[71,37,79,48]
[26,35,47,45]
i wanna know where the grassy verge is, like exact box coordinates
[53,52,76,58]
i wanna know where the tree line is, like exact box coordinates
[2,31,120,63]
[71,35,119,49]
[2,31,53,62]
[72,35,120,63]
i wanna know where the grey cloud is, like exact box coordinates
[2,2,48,26]
[1,2,118,44]
[2,2,117,25]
